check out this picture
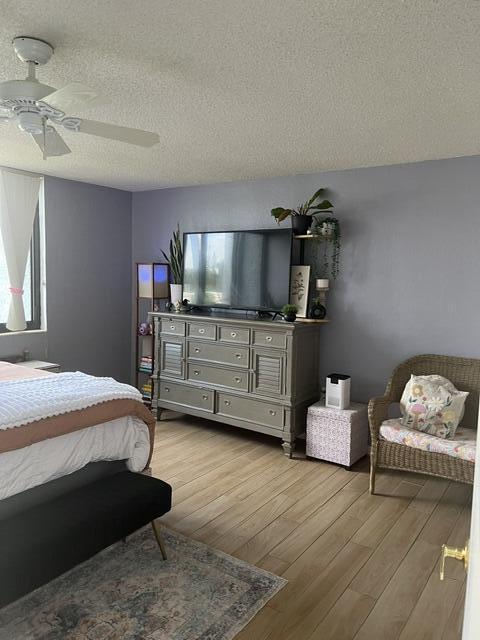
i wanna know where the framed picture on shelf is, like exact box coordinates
[290,265,310,317]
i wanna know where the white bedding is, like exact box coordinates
[0,371,141,430]
[0,415,150,501]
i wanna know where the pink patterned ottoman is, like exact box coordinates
[306,400,368,468]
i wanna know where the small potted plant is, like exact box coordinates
[271,188,333,235]
[281,303,298,322]
[161,224,183,305]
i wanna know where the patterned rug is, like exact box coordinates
[0,527,286,640]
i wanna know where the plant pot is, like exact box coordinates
[319,222,335,238]
[319,221,335,237]
[284,314,296,323]
[170,284,183,306]
[291,215,311,236]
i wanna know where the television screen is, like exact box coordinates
[183,229,292,311]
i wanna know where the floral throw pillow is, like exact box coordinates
[400,375,468,439]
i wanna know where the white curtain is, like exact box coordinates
[0,169,42,331]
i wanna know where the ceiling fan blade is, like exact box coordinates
[41,82,106,113]
[31,126,71,158]
[78,119,159,147]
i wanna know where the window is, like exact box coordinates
[0,209,41,333]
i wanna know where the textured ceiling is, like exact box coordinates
[0,1,479,190]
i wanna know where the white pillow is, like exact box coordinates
[400,374,468,439]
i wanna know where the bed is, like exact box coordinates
[0,361,156,511]
[0,362,163,604]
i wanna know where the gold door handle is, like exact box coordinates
[440,541,469,580]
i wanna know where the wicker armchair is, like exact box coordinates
[369,354,480,494]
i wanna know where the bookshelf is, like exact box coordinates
[135,263,170,409]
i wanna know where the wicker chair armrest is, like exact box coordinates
[368,395,392,443]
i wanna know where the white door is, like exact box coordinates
[462,401,480,638]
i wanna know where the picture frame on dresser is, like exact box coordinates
[289,265,310,318]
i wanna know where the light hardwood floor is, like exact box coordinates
[151,415,472,640]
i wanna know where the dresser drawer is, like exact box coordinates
[216,392,284,430]
[161,318,186,336]
[187,322,216,340]
[159,381,214,412]
[218,325,250,345]
[252,329,287,349]
[188,341,249,368]
[187,363,248,392]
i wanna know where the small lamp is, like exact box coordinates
[308,279,329,320]
[315,279,329,304]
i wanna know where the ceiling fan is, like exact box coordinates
[0,36,160,158]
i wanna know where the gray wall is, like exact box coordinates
[0,176,132,383]
[132,155,480,402]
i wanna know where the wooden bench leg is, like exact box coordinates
[151,520,167,560]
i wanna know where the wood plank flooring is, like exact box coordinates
[150,415,473,640]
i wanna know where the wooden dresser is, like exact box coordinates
[149,311,326,455]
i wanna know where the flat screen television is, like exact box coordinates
[182,229,292,312]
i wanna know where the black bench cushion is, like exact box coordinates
[0,471,172,606]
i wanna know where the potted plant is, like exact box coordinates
[281,303,298,322]
[161,224,183,305]
[271,188,333,235]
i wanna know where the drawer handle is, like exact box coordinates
[202,394,208,400]
[234,376,242,383]
[194,348,201,353]
[235,353,242,359]
[170,325,175,330]
[230,331,237,338]
[269,409,276,416]
[198,328,205,334]
[193,370,200,376]
[165,387,170,392]
[224,400,231,406]
[265,336,272,342]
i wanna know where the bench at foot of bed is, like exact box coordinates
[0,471,172,607]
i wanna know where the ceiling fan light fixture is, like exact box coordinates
[17,111,44,135]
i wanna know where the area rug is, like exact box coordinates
[0,527,286,640]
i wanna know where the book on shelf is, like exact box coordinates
[138,355,153,373]
[141,382,152,398]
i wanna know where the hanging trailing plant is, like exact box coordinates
[311,215,341,279]
[161,224,183,284]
